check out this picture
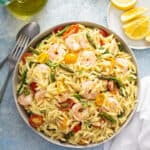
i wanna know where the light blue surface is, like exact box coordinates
[0,0,150,150]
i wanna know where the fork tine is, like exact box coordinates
[10,34,24,55]
[11,34,25,57]
[12,35,28,59]
[16,36,30,58]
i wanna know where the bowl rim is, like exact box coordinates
[12,21,140,149]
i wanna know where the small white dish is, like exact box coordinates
[107,0,150,49]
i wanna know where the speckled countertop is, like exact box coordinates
[0,0,150,150]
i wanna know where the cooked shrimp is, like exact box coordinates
[65,33,90,51]
[100,59,114,74]
[32,64,50,81]
[72,103,88,121]
[107,80,118,94]
[116,58,128,72]
[48,43,66,62]
[18,94,32,106]
[78,50,96,67]
[79,80,99,99]
[35,90,46,102]
[105,97,120,113]
[107,39,119,55]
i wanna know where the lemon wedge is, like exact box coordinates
[111,0,137,11]
[121,7,148,23]
[123,16,149,40]
[145,31,150,42]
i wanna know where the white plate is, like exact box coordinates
[107,0,150,49]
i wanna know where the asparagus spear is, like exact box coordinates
[99,112,116,124]
[59,64,74,73]
[50,72,56,83]
[98,76,123,89]
[56,26,69,36]
[86,33,96,49]
[17,69,28,95]
[29,47,40,55]
[46,60,59,69]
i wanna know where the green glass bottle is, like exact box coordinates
[0,0,47,20]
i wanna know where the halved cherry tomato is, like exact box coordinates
[63,24,79,39]
[37,52,49,64]
[60,117,68,130]
[72,123,81,132]
[100,39,105,46]
[30,82,37,93]
[99,29,108,37]
[64,53,78,64]
[53,26,64,33]
[96,93,106,106]
[58,99,75,111]
[28,114,43,128]
[21,52,32,64]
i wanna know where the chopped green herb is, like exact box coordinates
[99,112,116,124]
[59,64,74,73]
[86,33,96,49]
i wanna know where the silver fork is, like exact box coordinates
[0,34,30,102]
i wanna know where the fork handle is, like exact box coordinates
[0,55,8,69]
[0,68,13,103]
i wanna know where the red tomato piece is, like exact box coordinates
[72,123,81,132]
[100,39,105,46]
[63,24,79,39]
[21,52,32,64]
[28,114,43,128]
[53,26,64,33]
[59,99,75,111]
[30,82,37,93]
[99,29,108,37]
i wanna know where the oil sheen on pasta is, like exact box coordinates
[16,24,137,145]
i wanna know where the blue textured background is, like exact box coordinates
[0,0,150,150]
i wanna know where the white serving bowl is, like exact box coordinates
[12,21,140,149]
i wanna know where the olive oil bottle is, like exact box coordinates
[3,0,47,20]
